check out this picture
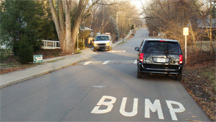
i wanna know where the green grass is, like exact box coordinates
[197,67,216,91]
[117,41,127,45]
[75,50,82,54]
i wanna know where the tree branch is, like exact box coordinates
[49,0,61,40]
[83,0,100,18]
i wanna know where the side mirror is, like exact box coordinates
[135,47,139,51]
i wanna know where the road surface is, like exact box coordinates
[1,28,209,121]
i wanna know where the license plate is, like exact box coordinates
[157,58,166,62]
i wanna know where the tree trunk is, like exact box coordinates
[63,0,73,54]
[71,0,89,49]
[189,20,197,54]
[49,0,99,54]
[72,17,82,50]
[49,0,65,52]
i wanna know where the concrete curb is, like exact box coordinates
[43,57,64,63]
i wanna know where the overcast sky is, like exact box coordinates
[130,0,151,13]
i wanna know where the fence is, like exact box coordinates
[41,40,60,49]
[188,41,216,52]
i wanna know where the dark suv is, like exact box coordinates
[135,39,183,81]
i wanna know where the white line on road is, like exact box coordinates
[103,60,110,65]
[134,60,137,64]
[84,61,92,65]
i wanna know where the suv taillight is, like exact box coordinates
[179,55,183,64]
[140,53,144,62]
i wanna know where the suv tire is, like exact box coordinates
[137,68,142,78]
[176,74,182,81]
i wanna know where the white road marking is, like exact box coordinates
[122,50,126,52]
[90,85,106,88]
[120,97,138,117]
[145,99,164,120]
[84,61,92,65]
[91,96,186,121]
[134,60,137,64]
[91,96,116,114]
[81,60,138,65]
[166,100,185,121]
[103,60,110,65]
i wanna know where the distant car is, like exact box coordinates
[93,34,112,51]
[135,39,183,81]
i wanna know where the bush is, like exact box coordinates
[16,37,34,64]
[78,41,84,50]
[0,48,12,62]
[131,25,134,30]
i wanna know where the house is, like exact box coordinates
[79,26,94,45]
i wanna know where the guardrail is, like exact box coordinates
[41,40,61,49]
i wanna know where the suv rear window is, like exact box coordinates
[95,36,109,41]
[144,41,179,54]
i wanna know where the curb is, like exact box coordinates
[43,57,64,63]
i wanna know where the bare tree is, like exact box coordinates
[144,1,209,49]
[49,0,100,54]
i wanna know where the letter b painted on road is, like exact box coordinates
[91,96,116,114]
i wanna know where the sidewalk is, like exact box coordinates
[0,34,131,89]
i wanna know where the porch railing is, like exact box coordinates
[41,40,60,49]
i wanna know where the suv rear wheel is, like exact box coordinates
[175,74,182,81]
[137,68,142,78]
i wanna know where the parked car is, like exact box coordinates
[93,34,112,51]
[135,39,183,81]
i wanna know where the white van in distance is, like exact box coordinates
[93,34,112,51]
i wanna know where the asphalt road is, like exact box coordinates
[1,28,210,121]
